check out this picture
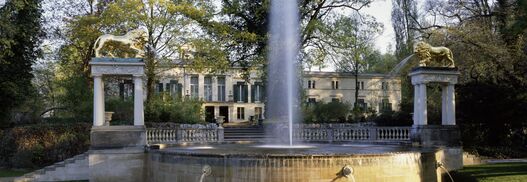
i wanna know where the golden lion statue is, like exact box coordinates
[413,41,455,67]
[93,29,148,58]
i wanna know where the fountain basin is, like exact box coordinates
[147,143,447,181]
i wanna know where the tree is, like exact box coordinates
[321,14,382,111]
[99,0,191,102]
[411,0,527,150]
[391,0,419,60]
[177,0,374,70]
[0,0,44,125]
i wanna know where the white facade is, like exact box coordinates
[304,71,402,113]
[156,66,265,123]
[115,67,402,123]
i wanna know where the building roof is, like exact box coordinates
[304,71,400,79]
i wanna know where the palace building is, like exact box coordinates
[110,66,401,123]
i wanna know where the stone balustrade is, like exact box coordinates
[147,123,410,144]
[147,123,223,144]
[293,126,410,142]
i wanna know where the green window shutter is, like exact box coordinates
[177,83,183,99]
[243,85,248,103]
[251,85,255,103]
[233,84,239,102]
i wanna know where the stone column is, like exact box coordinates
[413,84,419,125]
[212,76,218,101]
[198,74,204,99]
[419,84,428,125]
[446,84,456,125]
[93,75,105,126]
[247,82,252,103]
[226,75,233,101]
[413,83,427,125]
[183,74,190,98]
[441,85,448,124]
[133,75,144,126]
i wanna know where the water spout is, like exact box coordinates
[437,162,454,182]
[388,54,414,77]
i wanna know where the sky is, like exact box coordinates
[363,0,395,54]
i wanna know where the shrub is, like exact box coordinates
[106,98,134,122]
[303,101,351,123]
[145,94,204,124]
[0,123,90,168]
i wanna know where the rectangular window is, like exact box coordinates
[381,99,392,112]
[332,80,339,89]
[169,80,181,98]
[119,80,134,99]
[255,107,262,120]
[157,82,164,93]
[234,82,247,102]
[358,81,365,90]
[308,80,316,89]
[308,98,316,103]
[381,82,389,90]
[237,107,245,120]
[253,83,262,102]
[217,77,226,101]
[357,99,367,110]
[190,76,199,99]
[204,76,212,101]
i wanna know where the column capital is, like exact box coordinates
[92,73,103,78]
[133,74,145,78]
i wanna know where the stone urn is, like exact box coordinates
[216,116,225,128]
[104,112,114,126]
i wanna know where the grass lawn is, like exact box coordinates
[0,169,28,177]
[451,162,527,182]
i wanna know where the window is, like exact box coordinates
[190,76,199,99]
[381,82,389,90]
[331,98,340,102]
[307,80,316,89]
[169,80,182,98]
[358,81,365,90]
[119,80,133,99]
[332,80,339,89]
[217,77,226,101]
[381,99,392,112]
[237,107,245,120]
[204,76,212,101]
[252,82,263,102]
[308,98,316,103]
[234,82,248,102]
[357,99,367,110]
[157,82,164,93]
[255,107,262,120]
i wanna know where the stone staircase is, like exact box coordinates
[14,153,89,182]
[224,127,270,142]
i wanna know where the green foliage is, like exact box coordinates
[145,94,204,124]
[0,169,28,177]
[105,98,134,123]
[363,50,398,74]
[0,0,43,124]
[54,74,92,122]
[303,101,351,123]
[0,123,91,168]
[457,81,527,148]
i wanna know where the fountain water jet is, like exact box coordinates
[266,0,301,146]
[388,54,414,77]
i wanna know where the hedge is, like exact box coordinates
[0,123,91,168]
